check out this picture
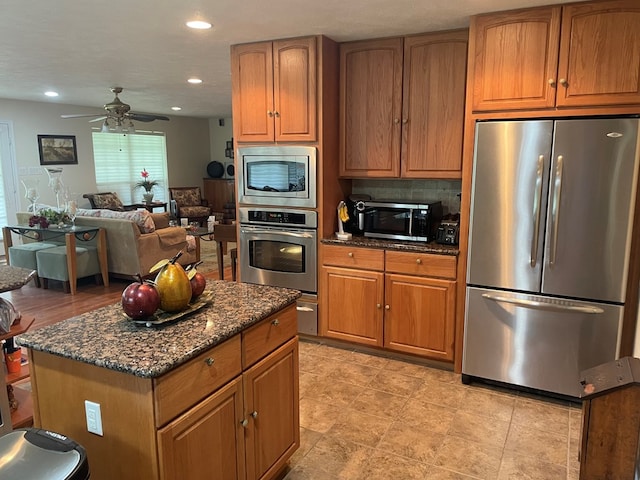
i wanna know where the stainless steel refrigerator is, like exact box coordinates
[463,117,640,398]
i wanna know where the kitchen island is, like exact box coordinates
[17,281,301,480]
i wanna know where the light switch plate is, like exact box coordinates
[84,400,103,436]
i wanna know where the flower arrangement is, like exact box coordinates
[29,208,70,228]
[135,169,159,192]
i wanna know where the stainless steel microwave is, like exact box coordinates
[363,200,443,242]
[237,146,316,208]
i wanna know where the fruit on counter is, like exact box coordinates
[153,251,192,312]
[186,261,207,300]
[339,202,349,222]
[121,274,161,319]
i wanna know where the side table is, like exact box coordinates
[125,202,168,213]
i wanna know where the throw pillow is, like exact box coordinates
[97,209,156,233]
[150,212,170,229]
[92,193,125,211]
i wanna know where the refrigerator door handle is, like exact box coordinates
[481,293,604,314]
[530,155,544,267]
[549,155,564,265]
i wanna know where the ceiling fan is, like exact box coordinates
[61,87,170,132]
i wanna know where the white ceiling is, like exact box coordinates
[1,0,566,120]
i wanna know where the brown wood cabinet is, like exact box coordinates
[471,0,640,111]
[339,30,467,179]
[320,244,457,361]
[231,37,317,143]
[202,178,235,215]
[29,305,299,480]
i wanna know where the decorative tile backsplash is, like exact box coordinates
[352,179,461,214]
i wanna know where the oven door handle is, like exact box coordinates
[241,227,315,239]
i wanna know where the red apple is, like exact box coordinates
[122,275,161,319]
[190,272,207,300]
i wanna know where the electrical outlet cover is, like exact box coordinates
[84,400,103,436]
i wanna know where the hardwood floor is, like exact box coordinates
[1,267,229,331]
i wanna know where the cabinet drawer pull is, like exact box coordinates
[348,252,354,257]
[416,258,422,265]
[240,419,248,427]
[205,357,214,366]
[376,303,381,309]
[251,411,258,419]
[385,305,390,310]
[272,319,280,326]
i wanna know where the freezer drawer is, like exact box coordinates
[462,286,623,398]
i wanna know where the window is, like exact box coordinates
[92,132,168,204]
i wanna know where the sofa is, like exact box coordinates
[15,209,199,278]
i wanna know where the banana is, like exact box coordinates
[339,204,349,223]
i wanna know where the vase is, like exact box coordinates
[143,192,154,204]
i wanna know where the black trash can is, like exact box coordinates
[0,428,89,479]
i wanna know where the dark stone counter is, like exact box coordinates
[17,281,300,378]
[322,235,459,256]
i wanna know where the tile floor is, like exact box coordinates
[283,340,582,480]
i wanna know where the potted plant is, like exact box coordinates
[135,169,160,203]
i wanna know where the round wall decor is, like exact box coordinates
[207,161,224,178]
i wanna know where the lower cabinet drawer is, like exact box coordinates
[385,250,457,279]
[154,335,242,427]
[242,304,297,369]
[323,244,384,271]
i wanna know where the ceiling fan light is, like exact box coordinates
[187,78,203,85]
[186,20,211,29]
[101,119,110,133]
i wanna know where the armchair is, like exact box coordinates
[169,187,211,225]
[83,192,136,211]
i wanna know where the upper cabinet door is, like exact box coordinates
[339,38,403,177]
[401,30,468,178]
[556,0,640,107]
[231,42,275,142]
[471,7,561,111]
[231,37,317,143]
[273,37,317,142]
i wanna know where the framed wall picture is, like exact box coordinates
[37,134,78,165]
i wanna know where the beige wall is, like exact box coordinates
[0,98,211,209]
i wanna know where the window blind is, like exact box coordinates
[92,132,168,204]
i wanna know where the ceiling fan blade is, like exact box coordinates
[61,113,105,119]
[89,116,108,123]
[128,112,170,122]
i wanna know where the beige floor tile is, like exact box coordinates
[298,339,322,355]
[355,450,431,480]
[351,387,408,419]
[348,350,390,369]
[327,408,393,448]
[459,388,515,423]
[568,408,583,440]
[423,366,462,384]
[288,427,324,468]
[315,344,357,362]
[384,358,431,378]
[448,411,510,449]
[377,420,444,463]
[370,369,424,397]
[512,398,570,437]
[567,467,581,480]
[398,397,456,434]
[504,423,568,466]
[304,378,364,407]
[413,380,468,409]
[298,371,321,399]
[299,397,344,433]
[568,436,580,471]
[424,466,484,479]
[434,435,503,479]
[497,451,567,479]
[328,361,380,387]
[298,352,336,377]
[308,434,374,479]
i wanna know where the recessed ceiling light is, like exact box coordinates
[187,78,203,84]
[171,106,182,111]
[186,20,212,29]
[44,91,59,97]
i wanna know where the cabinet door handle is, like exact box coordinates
[251,411,258,419]
[273,111,280,118]
[348,252,353,257]
[415,258,422,265]
[548,78,556,87]
[559,78,568,87]
[376,303,381,309]
[393,118,400,125]
[240,419,248,427]
[385,305,390,310]
[272,319,280,326]
[204,357,215,366]
[267,110,274,117]
[402,118,408,124]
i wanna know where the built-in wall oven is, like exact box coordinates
[239,207,318,329]
[239,207,318,335]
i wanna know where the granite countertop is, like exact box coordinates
[17,281,301,379]
[0,265,37,293]
[322,235,459,256]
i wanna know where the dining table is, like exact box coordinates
[189,224,237,280]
